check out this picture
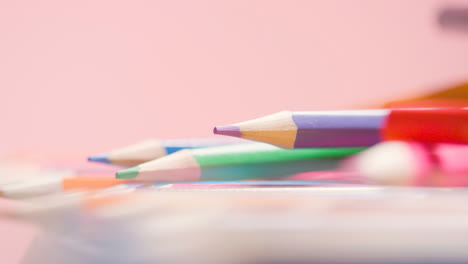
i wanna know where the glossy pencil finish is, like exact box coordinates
[116,143,364,182]
[88,138,243,167]
[342,141,468,187]
[214,109,468,148]
[214,110,387,148]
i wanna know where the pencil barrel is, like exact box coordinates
[383,109,468,144]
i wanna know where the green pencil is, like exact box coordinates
[116,143,364,182]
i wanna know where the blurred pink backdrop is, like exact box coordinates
[1,0,468,155]
[1,1,468,262]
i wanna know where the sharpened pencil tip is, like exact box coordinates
[88,154,111,164]
[116,167,140,179]
[213,125,242,138]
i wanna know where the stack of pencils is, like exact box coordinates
[2,81,468,264]
[83,81,468,188]
[1,81,467,200]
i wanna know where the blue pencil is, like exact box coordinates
[88,138,244,167]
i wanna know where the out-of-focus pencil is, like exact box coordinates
[88,138,243,167]
[116,143,364,182]
[381,81,468,108]
[0,176,139,199]
[386,99,468,109]
[214,109,468,148]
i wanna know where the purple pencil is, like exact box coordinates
[214,111,385,148]
[213,109,468,148]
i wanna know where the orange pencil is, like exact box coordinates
[381,81,468,108]
[0,176,138,199]
[386,99,468,109]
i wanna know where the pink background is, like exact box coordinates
[1,0,468,263]
[1,0,468,154]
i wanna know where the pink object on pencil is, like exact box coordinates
[342,141,468,187]
[433,144,468,174]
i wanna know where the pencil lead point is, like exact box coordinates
[116,167,140,179]
[88,154,111,164]
[213,125,242,137]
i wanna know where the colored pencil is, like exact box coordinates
[88,138,243,167]
[116,143,364,181]
[386,99,468,109]
[0,176,139,199]
[342,141,468,187]
[214,109,468,148]
[380,80,468,108]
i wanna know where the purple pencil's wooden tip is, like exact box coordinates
[213,125,242,137]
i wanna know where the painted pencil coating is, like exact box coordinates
[215,110,388,148]
[381,81,468,108]
[292,110,387,148]
[199,159,343,181]
[116,143,364,182]
[161,138,243,154]
[382,108,468,144]
[386,99,468,109]
[215,109,468,148]
[193,143,362,166]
